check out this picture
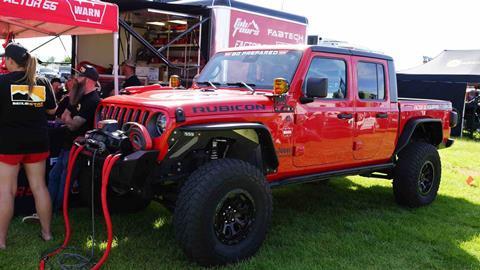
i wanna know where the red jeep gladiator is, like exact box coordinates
[79,45,457,266]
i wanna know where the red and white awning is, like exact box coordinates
[0,0,119,38]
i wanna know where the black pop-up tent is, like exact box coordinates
[397,50,480,136]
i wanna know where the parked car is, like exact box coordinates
[58,65,71,81]
[38,67,59,80]
[78,45,457,266]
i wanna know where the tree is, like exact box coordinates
[63,56,72,64]
[46,56,55,63]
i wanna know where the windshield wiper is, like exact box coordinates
[196,81,220,89]
[226,82,256,94]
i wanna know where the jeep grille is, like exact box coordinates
[98,105,151,128]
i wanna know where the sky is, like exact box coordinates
[13,0,480,70]
[239,0,480,70]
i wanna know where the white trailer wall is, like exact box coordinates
[77,34,114,67]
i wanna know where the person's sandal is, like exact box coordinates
[40,232,53,242]
[22,213,40,224]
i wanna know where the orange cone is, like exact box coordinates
[466,176,475,186]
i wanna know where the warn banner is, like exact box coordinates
[0,0,118,32]
[228,9,307,48]
[66,0,107,25]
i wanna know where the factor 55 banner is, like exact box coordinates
[0,0,118,32]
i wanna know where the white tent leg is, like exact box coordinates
[113,32,119,95]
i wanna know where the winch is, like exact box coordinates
[39,120,156,270]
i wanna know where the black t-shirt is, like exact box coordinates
[123,75,141,88]
[55,88,68,102]
[100,75,141,98]
[55,96,70,118]
[63,90,100,148]
[0,72,56,154]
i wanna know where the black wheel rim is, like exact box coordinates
[418,161,435,195]
[214,189,256,246]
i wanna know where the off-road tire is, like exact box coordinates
[174,159,272,266]
[393,142,441,207]
[78,168,151,213]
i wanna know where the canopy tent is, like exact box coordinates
[0,0,118,38]
[0,0,120,93]
[397,50,480,83]
[397,50,480,136]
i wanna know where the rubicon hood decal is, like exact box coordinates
[192,104,267,114]
[102,89,275,116]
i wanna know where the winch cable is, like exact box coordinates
[56,149,99,270]
[39,145,122,270]
[39,144,85,269]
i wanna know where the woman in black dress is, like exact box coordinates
[0,43,57,249]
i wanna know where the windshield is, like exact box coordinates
[197,50,302,89]
[39,68,54,73]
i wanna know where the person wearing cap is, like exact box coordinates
[50,77,67,102]
[100,59,141,98]
[121,59,141,89]
[47,64,101,212]
[0,43,57,248]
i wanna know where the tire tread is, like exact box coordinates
[174,159,272,266]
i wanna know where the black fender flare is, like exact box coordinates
[178,123,279,174]
[394,118,443,155]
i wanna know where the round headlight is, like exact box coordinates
[156,113,168,135]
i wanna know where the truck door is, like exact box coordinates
[293,53,354,168]
[351,57,391,160]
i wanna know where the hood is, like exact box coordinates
[102,89,275,117]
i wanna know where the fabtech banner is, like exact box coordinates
[0,0,118,32]
[228,9,307,48]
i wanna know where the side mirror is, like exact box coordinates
[305,77,328,98]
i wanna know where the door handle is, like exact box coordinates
[376,112,388,119]
[337,113,353,120]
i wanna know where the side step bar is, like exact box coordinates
[270,163,395,188]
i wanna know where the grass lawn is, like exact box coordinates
[1,139,479,270]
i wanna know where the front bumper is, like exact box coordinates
[80,149,159,192]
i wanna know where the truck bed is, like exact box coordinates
[397,97,453,145]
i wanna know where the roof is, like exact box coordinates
[218,44,309,52]
[107,0,209,16]
[216,45,394,61]
[311,46,393,61]
[397,50,480,83]
[174,0,307,24]
[108,0,308,24]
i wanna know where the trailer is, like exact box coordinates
[75,0,308,89]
